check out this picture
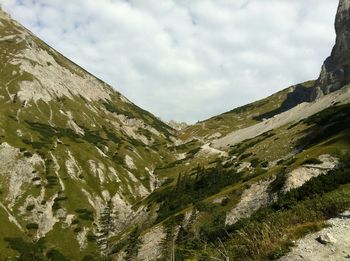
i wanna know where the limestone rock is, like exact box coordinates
[167,120,188,131]
[316,0,350,95]
[317,233,337,245]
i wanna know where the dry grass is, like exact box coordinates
[224,184,350,260]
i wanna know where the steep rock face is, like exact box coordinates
[316,0,350,96]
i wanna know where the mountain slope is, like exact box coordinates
[0,8,177,259]
[179,80,315,142]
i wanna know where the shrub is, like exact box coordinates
[154,164,242,222]
[54,196,67,202]
[82,255,97,261]
[23,151,33,157]
[26,223,39,230]
[261,161,269,168]
[75,209,94,221]
[87,233,97,242]
[199,212,227,242]
[250,158,261,168]
[73,227,82,233]
[71,219,79,225]
[52,201,61,210]
[4,237,46,260]
[26,205,35,211]
[46,249,69,261]
[31,177,41,182]
[46,176,58,187]
[240,152,253,160]
[221,197,229,206]
[302,158,322,165]
[268,169,287,194]
[273,167,350,211]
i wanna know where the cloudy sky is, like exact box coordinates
[0,0,339,123]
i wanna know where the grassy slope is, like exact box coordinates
[0,11,177,260]
[118,102,350,260]
[179,80,315,142]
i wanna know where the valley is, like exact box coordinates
[0,1,350,260]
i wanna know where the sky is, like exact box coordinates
[0,0,339,123]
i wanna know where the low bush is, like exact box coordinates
[154,164,242,222]
[75,209,94,221]
[26,223,39,230]
[302,158,323,165]
[26,205,35,211]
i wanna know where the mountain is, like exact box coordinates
[0,0,350,260]
[317,0,350,96]
[0,8,177,259]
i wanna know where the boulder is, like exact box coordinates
[316,233,337,245]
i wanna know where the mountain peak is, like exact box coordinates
[317,0,350,94]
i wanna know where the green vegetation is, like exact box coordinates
[185,147,201,159]
[24,121,108,149]
[75,209,94,221]
[180,82,314,140]
[273,154,350,211]
[26,223,39,230]
[124,227,142,261]
[103,100,172,137]
[152,164,242,222]
[46,249,70,261]
[46,176,59,188]
[5,237,46,260]
[300,103,350,149]
[172,153,350,260]
[26,205,35,212]
[302,158,323,165]
[4,237,69,261]
[268,169,287,194]
[102,101,135,119]
[230,131,275,158]
[111,226,142,260]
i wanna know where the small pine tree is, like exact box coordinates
[125,227,141,261]
[98,201,113,257]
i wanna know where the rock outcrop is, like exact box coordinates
[316,0,350,97]
[167,120,188,131]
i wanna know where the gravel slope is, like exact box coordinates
[280,211,350,261]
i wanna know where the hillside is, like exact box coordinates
[0,0,350,260]
[0,8,177,259]
[179,80,316,142]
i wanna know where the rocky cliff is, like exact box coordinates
[316,0,350,96]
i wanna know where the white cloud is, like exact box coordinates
[0,0,339,123]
